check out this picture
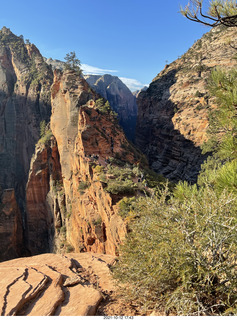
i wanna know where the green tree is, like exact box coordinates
[64,51,82,75]
[202,68,237,160]
[181,0,237,27]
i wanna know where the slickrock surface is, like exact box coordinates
[0,252,116,316]
[136,26,237,182]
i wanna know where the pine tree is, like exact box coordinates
[181,0,237,27]
[64,51,82,76]
[202,67,237,161]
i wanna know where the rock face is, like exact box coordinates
[136,26,237,182]
[85,74,137,141]
[0,252,116,316]
[0,27,53,260]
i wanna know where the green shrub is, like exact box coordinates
[118,196,136,218]
[113,184,237,315]
[38,129,53,145]
[66,243,74,253]
[98,173,107,183]
[60,225,66,235]
[78,181,90,191]
[94,165,104,174]
[93,216,102,226]
[106,179,137,195]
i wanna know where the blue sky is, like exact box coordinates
[0,0,212,91]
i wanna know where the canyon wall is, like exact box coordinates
[136,26,237,182]
[0,27,53,261]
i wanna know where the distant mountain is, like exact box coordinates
[84,74,137,142]
[132,86,148,98]
[44,57,65,70]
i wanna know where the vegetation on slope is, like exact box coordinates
[113,1,237,315]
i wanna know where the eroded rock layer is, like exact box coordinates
[0,253,116,316]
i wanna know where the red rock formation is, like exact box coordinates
[51,70,136,255]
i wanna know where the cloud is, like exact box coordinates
[81,63,148,92]
[81,64,118,75]
[119,77,148,92]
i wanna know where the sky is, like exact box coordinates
[0,0,212,92]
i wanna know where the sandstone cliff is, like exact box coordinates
[136,26,237,182]
[0,27,53,260]
[85,74,137,142]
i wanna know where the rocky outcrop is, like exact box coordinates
[50,70,137,255]
[0,27,53,260]
[85,74,137,141]
[136,26,237,182]
[0,252,116,316]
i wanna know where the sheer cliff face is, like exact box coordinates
[0,27,53,191]
[84,74,137,141]
[136,26,237,182]
[50,70,135,255]
[0,27,53,260]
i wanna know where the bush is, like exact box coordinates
[106,179,136,195]
[78,181,90,192]
[38,129,53,145]
[113,183,237,315]
[117,196,136,218]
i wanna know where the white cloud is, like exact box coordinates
[119,77,148,92]
[81,64,118,75]
[81,63,148,92]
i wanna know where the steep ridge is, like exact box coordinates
[136,26,237,182]
[84,74,137,142]
[49,70,140,255]
[0,27,53,261]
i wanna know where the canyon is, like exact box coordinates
[0,24,236,315]
[0,26,143,261]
